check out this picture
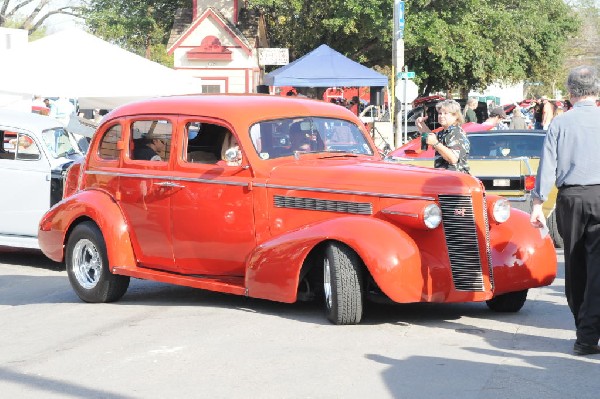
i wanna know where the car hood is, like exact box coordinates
[266,157,482,198]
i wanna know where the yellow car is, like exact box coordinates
[387,130,562,247]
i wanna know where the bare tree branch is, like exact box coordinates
[6,0,39,19]
[28,6,81,32]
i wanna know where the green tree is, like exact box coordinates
[403,0,580,96]
[248,0,392,67]
[250,0,581,96]
[0,0,80,34]
[80,0,190,65]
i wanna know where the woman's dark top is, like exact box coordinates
[433,124,470,174]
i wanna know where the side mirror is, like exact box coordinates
[224,148,239,163]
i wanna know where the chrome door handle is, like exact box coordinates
[154,181,184,188]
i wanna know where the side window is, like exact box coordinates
[130,119,172,162]
[15,134,41,160]
[0,131,40,161]
[98,124,122,160]
[185,121,238,165]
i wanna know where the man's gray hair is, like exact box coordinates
[567,65,600,98]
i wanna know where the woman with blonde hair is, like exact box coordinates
[416,99,470,173]
[463,97,478,123]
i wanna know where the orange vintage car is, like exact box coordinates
[37,95,556,325]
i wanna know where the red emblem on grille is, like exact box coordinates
[454,208,466,216]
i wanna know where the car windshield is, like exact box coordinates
[468,134,545,158]
[249,117,374,159]
[40,128,78,158]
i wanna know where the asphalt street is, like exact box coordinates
[0,247,598,399]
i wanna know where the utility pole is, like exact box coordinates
[393,0,405,147]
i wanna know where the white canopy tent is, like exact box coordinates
[0,28,203,110]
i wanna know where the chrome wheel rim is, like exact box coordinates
[72,239,102,289]
[324,258,332,309]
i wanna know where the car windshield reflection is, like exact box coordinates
[249,117,374,159]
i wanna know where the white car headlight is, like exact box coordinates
[424,203,442,229]
[492,198,511,223]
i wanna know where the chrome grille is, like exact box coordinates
[438,195,485,291]
[274,195,373,215]
[482,193,494,290]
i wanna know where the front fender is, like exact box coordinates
[489,208,557,295]
[38,189,136,270]
[245,216,420,303]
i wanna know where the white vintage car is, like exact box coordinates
[0,109,84,249]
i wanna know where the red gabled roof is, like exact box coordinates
[167,8,251,56]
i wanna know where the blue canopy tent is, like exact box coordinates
[263,44,388,87]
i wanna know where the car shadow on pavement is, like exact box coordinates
[0,246,64,271]
[365,347,599,399]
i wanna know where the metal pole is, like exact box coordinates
[403,69,408,144]
[393,0,405,147]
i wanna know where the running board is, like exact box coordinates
[112,266,247,296]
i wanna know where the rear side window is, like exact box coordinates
[98,124,122,160]
[0,132,40,161]
[130,120,173,162]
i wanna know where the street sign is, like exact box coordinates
[258,48,289,66]
[397,71,415,79]
[396,1,405,39]
[395,80,419,102]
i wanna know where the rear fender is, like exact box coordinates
[245,216,421,303]
[489,208,557,295]
[38,189,136,269]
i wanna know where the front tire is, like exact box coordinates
[323,242,364,325]
[486,289,528,312]
[66,221,130,303]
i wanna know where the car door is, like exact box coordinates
[117,117,177,272]
[0,131,51,237]
[170,118,256,276]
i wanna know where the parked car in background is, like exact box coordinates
[387,129,562,247]
[38,95,556,324]
[0,109,84,249]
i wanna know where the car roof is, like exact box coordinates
[104,94,359,126]
[468,129,546,136]
[0,109,63,132]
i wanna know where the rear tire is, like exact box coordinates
[323,242,364,325]
[66,221,130,303]
[486,289,528,312]
[547,212,563,248]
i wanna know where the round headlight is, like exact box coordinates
[492,198,511,223]
[424,203,442,229]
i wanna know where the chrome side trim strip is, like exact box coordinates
[380,210,419,218]
[254,183,436,201]
[85,170,248,187]
[86,170,437,199]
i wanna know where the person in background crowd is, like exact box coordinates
[348,96,360,116]
[50,97,75,126]
[31,95,45,108]
[530,65,600,356]
[541,95,555,129]
[482,106,509,130]
[509,107,527,129]
[133,132,166,161]
[462,97,478,123]
[415,99,470,174]
[533,99,544,129]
